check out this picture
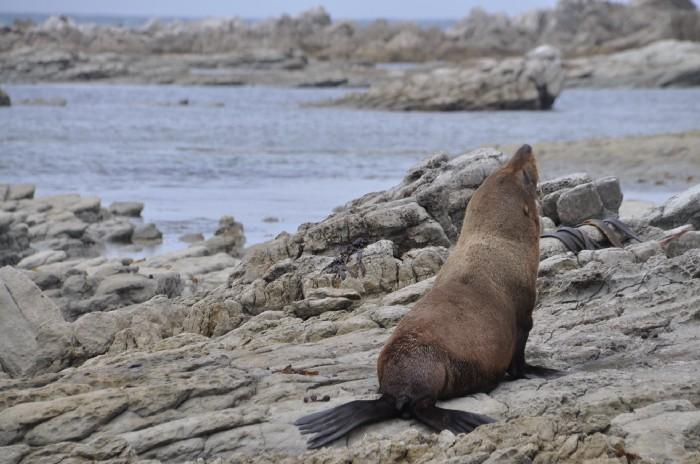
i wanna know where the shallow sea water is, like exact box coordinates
[2,84,699,254]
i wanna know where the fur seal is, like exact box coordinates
[296,145,558,448]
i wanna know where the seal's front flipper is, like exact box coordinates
[524,363,566,379]
[411,404,495,435]
[295,396,397,449]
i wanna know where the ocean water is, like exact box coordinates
[1,84,699,253]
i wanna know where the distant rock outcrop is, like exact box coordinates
[327,45,564,111]
[566,40,700,88]
[0,87,10,106]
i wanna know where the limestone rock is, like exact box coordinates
[609,400,700,464]
[538,172,592,196]
[108,201,144,217]
[17,250,68,270]
[646,183,700,229]
[556,183,605,226]
[132,223,163,243]
[0,266,67,377]
[329,46,564,111]
[567,40,700,88]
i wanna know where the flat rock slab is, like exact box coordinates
[0,266,63,377]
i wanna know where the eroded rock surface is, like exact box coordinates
[1,150,700,464]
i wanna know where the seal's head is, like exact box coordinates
[461,144,540,242]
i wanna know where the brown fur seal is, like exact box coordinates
[296,145,559,448]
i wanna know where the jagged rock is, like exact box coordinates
[202,215,246,256]
[329,46,564,111]
[646,183,700,229]
[182,297,244,337]
[108,201,144,217]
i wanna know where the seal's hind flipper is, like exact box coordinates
[411,404,495,435]
[524,363,566,379]
[295,396,397,449]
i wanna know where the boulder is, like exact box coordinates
[6,184,35,201]
[132,223,163,242]
[556,183,605,226]
[646,183,700,229]
[541,176,623,225]
[0,266,68,377]
[567,40,700,88]
[108,201,144,217]
[328,46,564,111]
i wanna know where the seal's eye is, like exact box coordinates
[522,169,532,186]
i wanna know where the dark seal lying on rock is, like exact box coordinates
[296,145,561,448]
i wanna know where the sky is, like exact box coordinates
[0,0,565,20]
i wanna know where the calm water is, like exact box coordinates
[2,84,700,253]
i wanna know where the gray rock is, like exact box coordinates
[7,184,35,201]
[632,0,697,10]
[0,266,66,377]
[86,218,135,243]
[95,273,157,305]
[594,176,623,214]
[132,223,163,242]
[367,305,410,328]
[290,296,354,319]
[538,172,593,197]
[567,40,700,88]
[179,233,204,243]
[381,276,435,305]
[108,201,144,217]
[540,190,564,223]
[46,220,87,238]
[647,183,700,229]
[329,45,564,111]
[556,182,605,225]
[609,400,700,464]
[17,250,68,269]
[664,230,700,257]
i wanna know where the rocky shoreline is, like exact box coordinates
[2,136,700,463]
[1,1,700,94]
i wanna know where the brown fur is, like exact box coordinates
[377,144,541,403]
